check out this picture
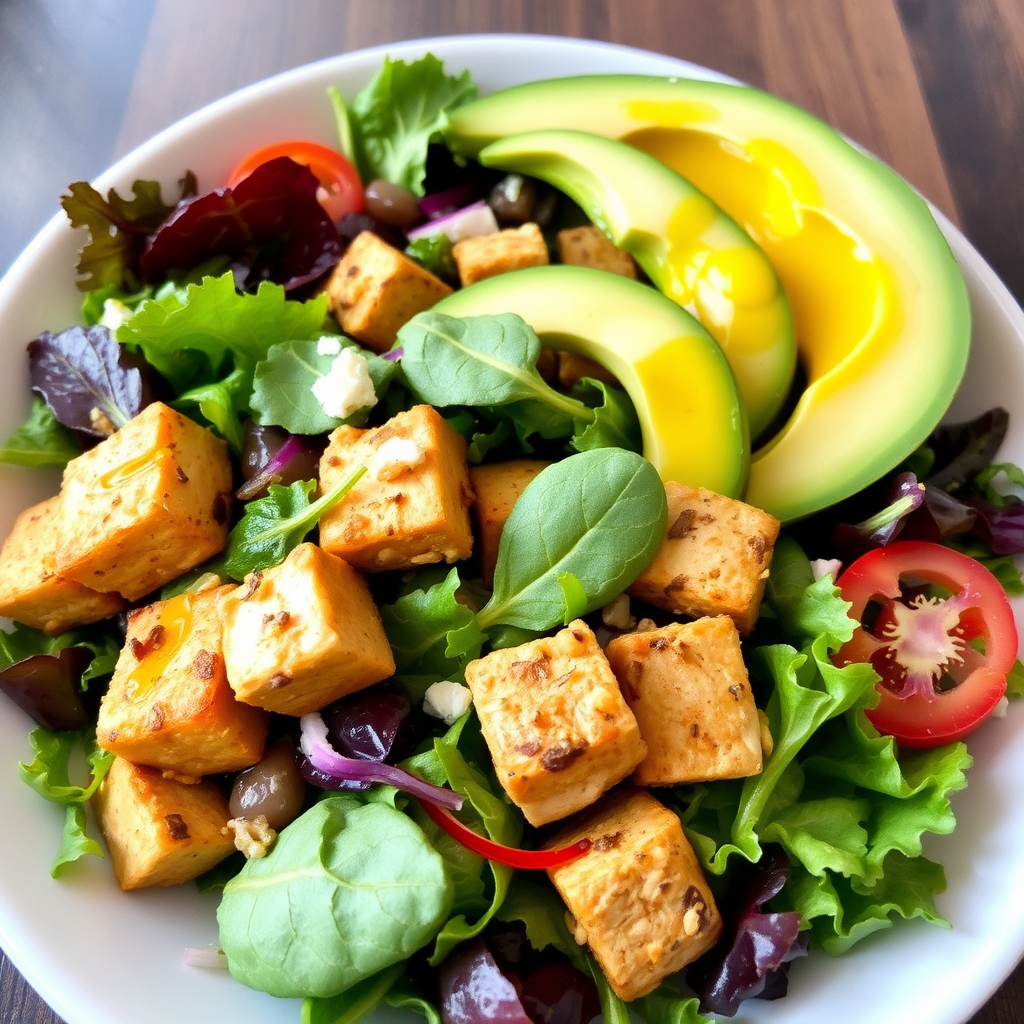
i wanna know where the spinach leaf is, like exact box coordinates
[0,398,81,467]
[303,962,405,1024]
[224,465,366,579]
[217,796,453,998]
[397,311,589,424]
[476,448,668,631]
[349,55,477,196]
[405,235,458,285]
[569,377,642,454]
[250,338,395,435]
[174,365,250,452]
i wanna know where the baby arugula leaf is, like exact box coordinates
[0,398,81,467]
[476,448,668,632]
[224,465,366,579]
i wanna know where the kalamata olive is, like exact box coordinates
[520,964,600,1024]
[364,179,421,229]
[439,939,533,1024]
[489,174,536,225]
[0,648,95,731]
[322,682,413,762]
[336,211,408,251]
[229,740,306,830]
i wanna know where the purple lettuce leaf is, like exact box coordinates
[140,157,340,291]
[695,845,807,1017]
[28,325,152,437]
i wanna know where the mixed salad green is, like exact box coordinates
[1,51,1023,1024]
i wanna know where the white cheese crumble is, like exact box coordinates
[311,347,377,420]
[423,681,473,726]
[316,335,343,356]
[98,297,133,330]
[373,436,425,480]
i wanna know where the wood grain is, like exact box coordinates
[0,2,1022,1023]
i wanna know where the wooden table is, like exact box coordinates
[0,1,1022,1022]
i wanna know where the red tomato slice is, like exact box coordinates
[833,540,1018,748]
[227,140,363,221]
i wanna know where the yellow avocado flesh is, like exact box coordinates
[433,265,747,498]
[446,76,971,522]
[477,129,795,440]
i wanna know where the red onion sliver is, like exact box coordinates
[236,433,306,500]
[183,945,229,970]
[406,200,498,243]
[299,713,463,811]
[418,183,481,220]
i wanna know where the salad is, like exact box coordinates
[0,44,1023,1024]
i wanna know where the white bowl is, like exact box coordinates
[1,33,1023,1024]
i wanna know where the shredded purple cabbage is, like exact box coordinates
[298,712,462,810]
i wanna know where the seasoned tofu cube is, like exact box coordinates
[96,585,269,777]
[453,222,549,286]
[606,617,762,785]
[92,756,236,891]
[468,459,550,587]
[53,402,232,602]
[556,350,620,389]
[628,482,780,633]
[0,496,125,634]
[324,230,453,352]
[464,620,646,826]
[556,225,638,279]
[546,787,722,1000]
[219,542,395,716]
[318,404,474,572]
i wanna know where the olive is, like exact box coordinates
[229,740,306,830]
[238,421,323,500]
[363,179,421,229]
[489,174,536,224]
[0,648,95,731]
[336,211,408,251]
[520,964,600,1024]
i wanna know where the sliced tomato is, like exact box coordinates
[227,140,363,221]
[833,540,1018,748]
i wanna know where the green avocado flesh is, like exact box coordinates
[446,75,971,522]
[477,129,795,441]
[434,265,747,498]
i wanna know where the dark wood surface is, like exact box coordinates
[1,1,1023,1021]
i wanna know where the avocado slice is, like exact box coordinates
[476,130,795,441]
[446,76,971,522]
[433,265,747,498]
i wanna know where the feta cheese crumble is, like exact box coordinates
[423,681,473,726]
[373,436,426,480]
[311,346,377,420]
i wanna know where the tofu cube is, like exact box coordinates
[606,617,762,786]
[324,230,453,352]
[628,482,780,633]
[464,620,646,826]
[92,756,236,891]
[556,225,638,279]
[318,404,474,572]
[468,459,550,587]
[96,585,269,777]
[0,496,125,634]
[453,223,549,286]
[219,542,395,716]
[546,787,722,1001]
[53,402,232,601]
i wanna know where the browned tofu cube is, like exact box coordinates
[324,230,453,352]
[92,756,236,890]
[556,225,638,279]
[96,585,269,777]
[453,223,549,286]
[318,404,474,572]
[628,482,780,633]
[219,543,395,716]
[53,402,232,602]
[468,459,550,587]
[556,350,620,389]
[0,496,125,634]
[606,617,762,786]
[546,787,722,1000]
[464,620,646,827]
